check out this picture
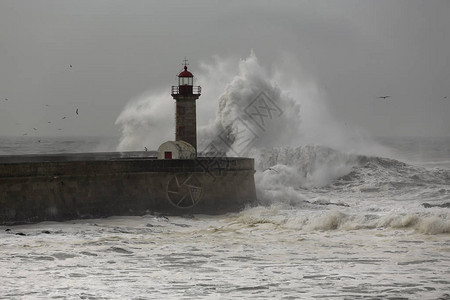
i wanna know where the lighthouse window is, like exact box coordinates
[179,77,193,86]
[177,126,185,137]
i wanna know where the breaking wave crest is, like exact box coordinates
[254,144,450,213]
[255,144,450,189]
[232,206,450,235]
[197,51,303,156]
[255,145,359,188]
[334,155,450,192]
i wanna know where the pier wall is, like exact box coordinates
[0,154,256,224]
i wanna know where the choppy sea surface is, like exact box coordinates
[1,136,449,299]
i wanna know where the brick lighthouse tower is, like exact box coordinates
[171,59,201,153]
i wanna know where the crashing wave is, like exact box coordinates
[232,206,450,235]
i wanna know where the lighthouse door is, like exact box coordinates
[164,152,172,159]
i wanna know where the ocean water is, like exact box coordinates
[0,136,449,299]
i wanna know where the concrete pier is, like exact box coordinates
[0,153,257,225]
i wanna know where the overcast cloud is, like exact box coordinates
[0,0,449,138]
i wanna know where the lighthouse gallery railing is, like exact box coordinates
[171,86,201,95]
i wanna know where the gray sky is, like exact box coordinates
[1,0,449,138]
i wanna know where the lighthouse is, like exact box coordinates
[171,60,201,153]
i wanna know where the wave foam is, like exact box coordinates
[380,213,450,235]
[237,206,450,235]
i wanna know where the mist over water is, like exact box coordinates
[115,52,389,188]
[116,52,381,153]
[115,88,174,152]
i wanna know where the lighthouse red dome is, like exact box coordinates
[178,66,193,77]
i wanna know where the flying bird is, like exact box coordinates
[70,65,72,68]
[76,108,78,115]
[4,98,7,101]
[62,116,66,119]
[377,96,391,99]
[144,147,148,152]
[33,128,37,131]
[48,121,51,123]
